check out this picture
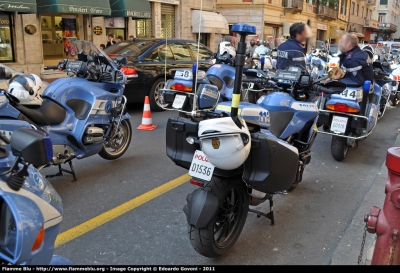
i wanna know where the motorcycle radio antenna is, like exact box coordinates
[190,0,203,116]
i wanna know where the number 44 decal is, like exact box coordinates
[341,90,356,98]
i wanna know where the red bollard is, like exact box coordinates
[364,147,400,265]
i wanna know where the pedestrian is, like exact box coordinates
[106,34,115,48]
[117,36,123,43]
[247,39,258,56]
[253,39,270,57]
[100,44,105,51]
[129,35,135,41]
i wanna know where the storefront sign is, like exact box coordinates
[317,23,327,30]
[105,17,125,28]
[149,0,180,5]
[25,24,37,35]
[68,6,104,14]
[0,3,34,12]
[0,18,9,25]
[93,26,103,35]
[126,10,151,18]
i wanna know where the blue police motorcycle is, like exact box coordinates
[0,122,71,265]
[315,64,391,161]
[0,41,132,180]
[165,24,333,257]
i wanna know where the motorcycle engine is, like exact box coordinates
[83,126,104,144]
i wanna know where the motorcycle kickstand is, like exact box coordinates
[248,196,275,226]
[45,160,77,182]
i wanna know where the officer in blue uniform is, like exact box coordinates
[338,33,374,86]
[277,22,307,70]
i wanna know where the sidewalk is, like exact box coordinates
[330,130,400,265]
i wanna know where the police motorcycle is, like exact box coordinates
[0,41,132,181]
[211,36,239,66]
[315,64,390,161]
[0,124,72,265]
[165,24,333,257]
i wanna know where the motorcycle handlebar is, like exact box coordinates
[315,85,335,94]
[44,66,59,70]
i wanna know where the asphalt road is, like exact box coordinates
[47,103,400,265]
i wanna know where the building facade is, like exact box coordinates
[1,0,228,77]
[373,0,399,41]
[216,0,349,50]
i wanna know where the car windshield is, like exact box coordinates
[66,40,113,63]
[104,41,156,58]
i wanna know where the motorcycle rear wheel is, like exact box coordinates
[187,175,249,258]
[331,136,348,161]
[99,119,132,160]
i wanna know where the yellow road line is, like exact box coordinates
[55,174,190,248]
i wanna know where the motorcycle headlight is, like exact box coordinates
[42,181,62,207]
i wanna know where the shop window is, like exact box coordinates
[188,43,212,60]
[0,12,13,61]
[137,19,152,38]
[169,43,191,61]
[105,17,125,41]
[41,14,78,59]
[196,33,209,47]
[161,14,175,39]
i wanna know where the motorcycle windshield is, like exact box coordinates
[277,50,307,70]
[316,40,326,50]
[65,40,113,64]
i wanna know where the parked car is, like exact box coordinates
[104,39,213,111]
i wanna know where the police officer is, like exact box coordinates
[253,39,270,57]
[247,39,258,56]
[338,33,374,86]
[276,22,307,70]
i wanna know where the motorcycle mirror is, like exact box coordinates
[116,56,128,66]
[328,67,346,80]
[10,128,53,166]
[0,67,12,80]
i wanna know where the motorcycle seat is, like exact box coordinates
[15,99,66,126]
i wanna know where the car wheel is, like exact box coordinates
[149,78,168,112]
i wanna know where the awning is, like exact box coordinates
[192,10,229,34]
[36,0,111,15]
[109,0,151,18]
[330,27,344,39]
[0,0,36,13]
[350,32,364,38]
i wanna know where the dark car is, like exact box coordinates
[104,39,213,111]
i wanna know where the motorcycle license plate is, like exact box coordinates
[188,150,215,181]
[330,116,348,134]
[172,94,186,109]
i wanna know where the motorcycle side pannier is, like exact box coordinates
[166,117,199,169]
[243,132,298,193]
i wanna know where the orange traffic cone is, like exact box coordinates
[137,96,157,131]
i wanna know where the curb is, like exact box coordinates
[330,131,400,265]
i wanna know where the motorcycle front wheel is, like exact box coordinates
[99,119,132,160]
[187,175,249,258]
[331,136,349,161]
